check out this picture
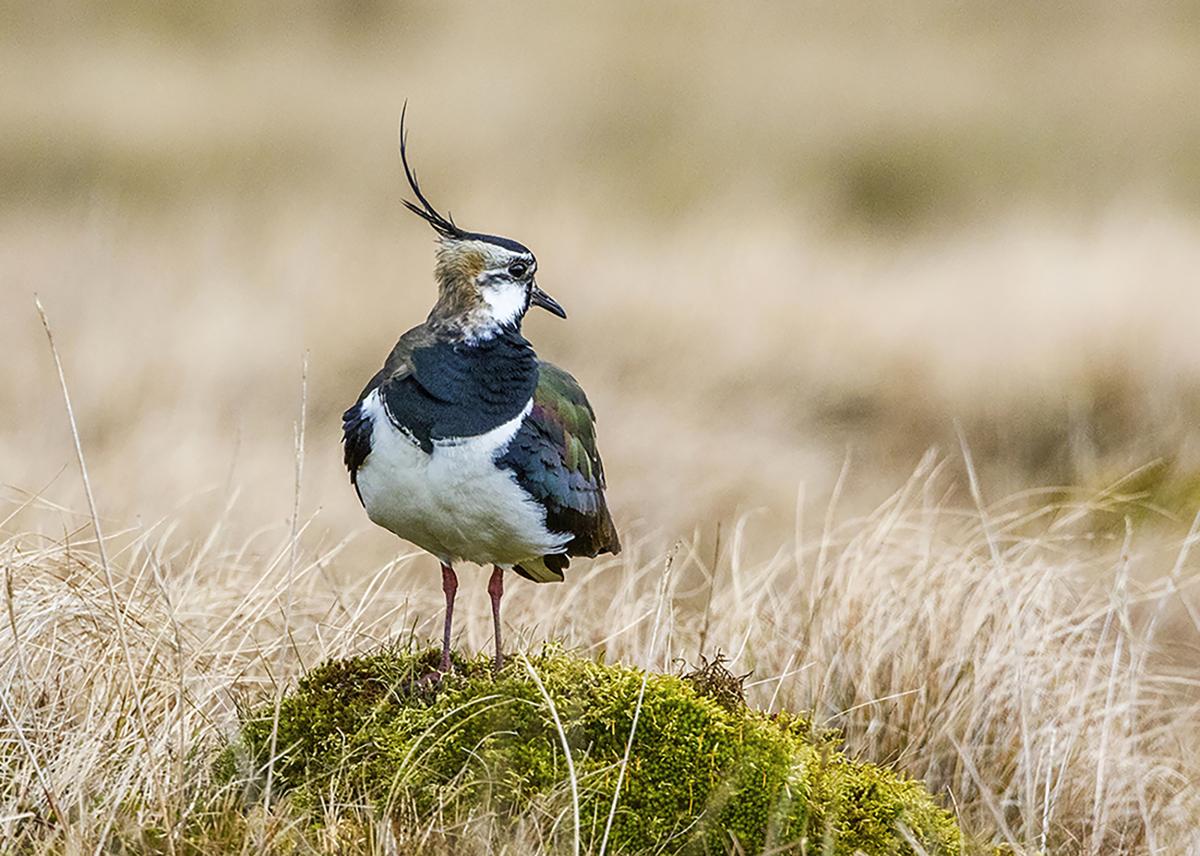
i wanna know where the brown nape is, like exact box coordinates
[428,240,488,321]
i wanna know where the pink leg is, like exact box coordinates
[488,565,504,675]
[440,563,457,674]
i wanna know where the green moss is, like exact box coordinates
[223,646,961,855]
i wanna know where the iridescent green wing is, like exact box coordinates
[497,361,620,577]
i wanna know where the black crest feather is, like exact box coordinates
[399,102,467,241]
[397,103,534,255]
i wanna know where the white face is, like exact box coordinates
[477,247,536,327]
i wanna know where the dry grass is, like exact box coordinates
[4,3,1200,852]
[2,459,1199,853]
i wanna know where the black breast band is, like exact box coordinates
[381,328,539,453]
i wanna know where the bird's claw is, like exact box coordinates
[415,669,446,689]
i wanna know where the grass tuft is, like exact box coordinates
[2,463,1198,853]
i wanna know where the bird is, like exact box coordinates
[341,110,620,678]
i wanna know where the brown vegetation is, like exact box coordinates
[2,3,1199,852]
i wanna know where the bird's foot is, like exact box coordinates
[415,669,447,689]
[413,647,453,690]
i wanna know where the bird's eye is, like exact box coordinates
[508,261,528,278]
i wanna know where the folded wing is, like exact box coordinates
[498,361,621,582]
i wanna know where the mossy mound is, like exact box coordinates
[222,647,961,854]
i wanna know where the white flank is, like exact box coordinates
[354,390,570,566]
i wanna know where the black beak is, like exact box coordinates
[530,283,567,319]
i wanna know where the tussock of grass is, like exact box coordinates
[2,462,1198,853]
[223,646,961,854]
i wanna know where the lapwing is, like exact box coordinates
[342,112,620,677]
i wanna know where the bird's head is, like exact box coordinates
[398,108,565,337]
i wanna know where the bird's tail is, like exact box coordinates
[512,556,566,583]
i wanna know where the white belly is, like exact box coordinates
[354,389,570,566]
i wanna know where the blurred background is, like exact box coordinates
[3,0,1200,567]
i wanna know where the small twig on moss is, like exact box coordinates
[681,651,751,712]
